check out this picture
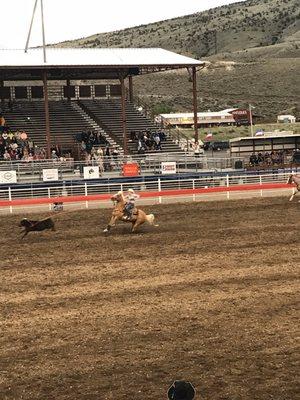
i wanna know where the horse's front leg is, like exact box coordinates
[289,188,297,201]
[103,215,118,233]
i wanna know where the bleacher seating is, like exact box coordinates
[79,99,183,154]
[3,98,183,156]
[3,100,92,152]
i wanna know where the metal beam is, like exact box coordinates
[120,75,128,155]
[192,66,199,144]
[25,0,38,53]
[40,0,47,63]
[128,75,133,102]
[42,70,51,158]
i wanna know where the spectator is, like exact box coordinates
[51,150,58,160]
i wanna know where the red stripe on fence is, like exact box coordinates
[0,183,291,208]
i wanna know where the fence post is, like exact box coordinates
[85,182,89,209]
[8,186,12,214]
[192,179,196,201]
[259,175,263,197]
[48,187,52,210]
[158,178,162,204]
[226,174,230,199]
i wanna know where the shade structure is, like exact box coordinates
[0,47,204,80]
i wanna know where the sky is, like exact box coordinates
[0,0,241,48]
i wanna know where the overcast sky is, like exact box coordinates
[1,0,241,48]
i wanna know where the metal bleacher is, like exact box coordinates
[3,100,92,152]
[79,99,183,154]
[3,98,183,155]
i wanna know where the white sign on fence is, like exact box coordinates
[161,162,176,175]
[42,168,58,182]
[83,166,100,179]
[0,170,17,184]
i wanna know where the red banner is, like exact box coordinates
[122,163,140,177]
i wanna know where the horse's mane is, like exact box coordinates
[119,192,125,203]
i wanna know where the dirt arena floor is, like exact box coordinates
[0,197,299,400]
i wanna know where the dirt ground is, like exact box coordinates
[0,197,299,400]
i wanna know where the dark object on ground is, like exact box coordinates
[19,217,55,238]
[53,202,63,211]
[168,381,195,400]
[204,141,229,151]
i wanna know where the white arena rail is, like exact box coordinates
[0,171,295,215]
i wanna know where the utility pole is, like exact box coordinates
[249,104,254,137]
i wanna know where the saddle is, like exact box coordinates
[122,207,138,221]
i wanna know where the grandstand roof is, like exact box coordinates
[0,48,204,80]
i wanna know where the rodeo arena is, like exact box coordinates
[0,2,299,400]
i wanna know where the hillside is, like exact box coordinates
[59,0,299,60]
[57,0,299,120]
[133,58,300,121]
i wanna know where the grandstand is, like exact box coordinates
[2,97,183,156]
[0,48,203,157]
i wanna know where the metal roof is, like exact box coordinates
[230,132,299,142]
[160,109,237,119]
[0,47,203,68]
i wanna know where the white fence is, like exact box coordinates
[0,154,243,183]
[0,171,292,208]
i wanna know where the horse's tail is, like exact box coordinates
[146,214,159,227]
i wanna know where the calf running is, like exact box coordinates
[19,217,55,239]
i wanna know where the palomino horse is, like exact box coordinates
[287,173,300,201]
[103,192,158,233]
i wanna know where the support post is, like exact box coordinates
[120,75,128,156]
[66,79,71,102]
[128,75,133,102]
[192,67,199,144]
[42,70,51,158]
[0,80,4,108]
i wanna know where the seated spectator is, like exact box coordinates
[51,150,58,160]
[0,114,5,132]
[112,147,120,160]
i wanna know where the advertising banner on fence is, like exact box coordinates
[122,163,140,177]
[83,166,100,180]
[161,162,176,175]
[42,169,59,182]
[0,170,17,184]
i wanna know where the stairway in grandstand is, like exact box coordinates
[3,100,116,154]
[79,99,183,154]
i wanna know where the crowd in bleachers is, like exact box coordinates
[81,144,122,173]
[75,129,123,171]
[0,113,42,161]
[130,130,166,153]
[0,113,68,161]
[75,130,109,154]
[249,150,285,167]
